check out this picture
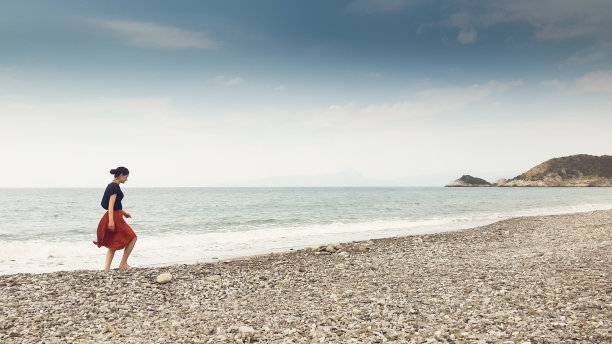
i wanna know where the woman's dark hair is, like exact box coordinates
[110,166,129,178]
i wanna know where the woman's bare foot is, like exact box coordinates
[119,264,131,269]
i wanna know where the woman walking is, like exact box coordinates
[93,166,137,270]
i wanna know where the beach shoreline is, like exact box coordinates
[1,210,611,343]
[4,186,612,276]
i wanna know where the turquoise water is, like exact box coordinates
[1,187,611,274]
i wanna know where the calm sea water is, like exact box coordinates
[1,187,611,275]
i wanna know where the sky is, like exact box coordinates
[1,0,611,187]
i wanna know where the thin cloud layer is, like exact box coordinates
[359,80,518,120]
[574,70,612,94]
[213,76,245,86]
[413,0,612,45]
[272,80,521,130]
[562,42,612,67]
[541,70,612,94]
[349,0,611,46]
[94,19,218,50]
[479,1,608,42]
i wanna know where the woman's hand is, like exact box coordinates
[108,221,116,231]
[123,212,132,218]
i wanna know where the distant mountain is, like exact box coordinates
[445,175,492,187]
[504,154,612,187]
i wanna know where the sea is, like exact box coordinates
[1,187,611,275]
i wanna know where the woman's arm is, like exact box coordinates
[108,194,117,231]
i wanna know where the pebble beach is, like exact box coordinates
[1,210,611,343]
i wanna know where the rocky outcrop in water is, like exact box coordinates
[445,175,492,187]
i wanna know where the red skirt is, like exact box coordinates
[93,210,137,250]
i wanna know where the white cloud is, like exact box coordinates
[94,19,218,50]
[448,11,478,44]
[233,81,518,131]
[274,85,286,91]
[213,76,244,86]
[225,77,244,86]
[540,79,567,89]
[457,28,477,44]
[277,81,520,130]
[503,0,610,41]
[532,24,596,41]
[574,70,612,94]
[561,43,612,67]
[362,81,516,119]
[540,70,612,94]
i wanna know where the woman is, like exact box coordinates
[93,166,137,270]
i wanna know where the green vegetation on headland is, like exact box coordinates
[446,154,612,187]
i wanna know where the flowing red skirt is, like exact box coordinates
[93,210,137,250]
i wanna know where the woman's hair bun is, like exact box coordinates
[110,166,129,177]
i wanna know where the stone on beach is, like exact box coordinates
[325,244,336,253]
[204,274,221,282]
[238,326,256,335]
[155,273,172,284]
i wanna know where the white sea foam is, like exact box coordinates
[0,241,101,275]
[135,202,612,267]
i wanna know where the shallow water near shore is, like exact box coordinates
[1,187,611,275]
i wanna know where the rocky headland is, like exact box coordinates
[504,154,612,187]
[2,210,611,343]
[446,154,612,187]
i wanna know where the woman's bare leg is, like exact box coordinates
[105,249,116,270]
[119,237,137,269]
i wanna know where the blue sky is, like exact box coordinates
[1,0,611,186]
